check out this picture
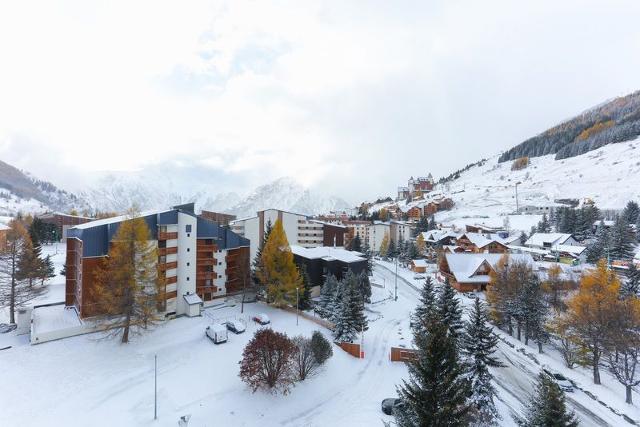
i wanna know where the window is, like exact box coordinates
[186,262,190,266]
[187,277,190,281]
[187,248,190,252]
[186,224,192,233]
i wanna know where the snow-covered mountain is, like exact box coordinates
[82,171,350,218]
[0,159,88,216]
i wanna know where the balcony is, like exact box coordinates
[159,246,178,256]
[158,232,178,241]
[196,271,216,280]
[197,244,216,252]
[197,258,216,266]
[159,261,178,272]
[166,276,177,285]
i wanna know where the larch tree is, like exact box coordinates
[560,260,620,384]
[542,264,569,313]
[379,232,390,257]
[92,209,165,344]
[607,293,640,404]
[252,219,273,285]
[258,219,302,307]
[462,298,504,426]
[415,233,426,256]
[0,220,46,324]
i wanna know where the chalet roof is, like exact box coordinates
[553,244,587,256]
[290,245,365,264]
[445,253,535,284]
[458,233,504,249]
[412,259,428,268]
[525,233,574,247]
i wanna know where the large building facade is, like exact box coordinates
[230,209,347,263]
[65,203,249,319]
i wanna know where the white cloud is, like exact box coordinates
[0,0,639,202]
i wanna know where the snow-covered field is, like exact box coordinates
[2,248,639,426]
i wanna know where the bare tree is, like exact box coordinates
[292,336,321,381]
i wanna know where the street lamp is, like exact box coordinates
[515,181,522,214]
[296,286,299,326]
[394,256,398,301]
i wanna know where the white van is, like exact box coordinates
[206,324,228,344]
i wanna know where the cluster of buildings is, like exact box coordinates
[397,175,435,200]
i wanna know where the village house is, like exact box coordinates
[291,245,367,294]
[410,259,428,273]
[455,233,509,254]
[421,229,459,248]
[439,253,535,292]
[525,233,579,250]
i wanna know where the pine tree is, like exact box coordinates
[0,220,46,324]
[258,219,302,307]
[414,216,429,236]
[297,264,313,311]
[623,200,640,225]
[93,209,166,343]
[362,239,373,275]
[586,221,610,264]
[395,318,471,426]
[387,238,397,260]
[537,213,551,233]
[332,272,368,342]
[519,275,548,352]
[252,220,273,284]
[318,274,338,318]
[437,279,464,347]
[411,277,436,332]
[357,271,372,303]
[622,263,640,298]
[610,215,636,261]
[16,238,44,288]
[463,298,504,426]
[351,233,362,252]
[517,371,578,427]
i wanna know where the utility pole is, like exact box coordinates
[394,256,398,301]
[154,354,157,421]
[515,181,522,214]
[296,286,299,326]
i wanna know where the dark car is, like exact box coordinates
[381,398,403,415]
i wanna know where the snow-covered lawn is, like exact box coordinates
[0,268,417,427]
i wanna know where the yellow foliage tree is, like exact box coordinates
[415,233,426,255]
[93,208,165,343]
[379,231,390,257]
[258,219,302,307]
[542,264,572,313]
[379,208,389,221]
[559,260,621,384]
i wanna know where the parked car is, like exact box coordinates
[543,368,574,392]
[381,398,403,415]
[252,313,271,325]
[205,324,228,344]
[226,319,246,334]
[413,275,425,280]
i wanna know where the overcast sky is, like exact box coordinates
[1,0,639,203]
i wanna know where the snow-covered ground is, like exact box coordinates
[1,250,638,426]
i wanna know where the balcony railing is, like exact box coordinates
[197,258,216,266]
[166,276,177,284]
[158,232,178,240]
[159,246,178,256]
[196,272,216,280]
[159,261,178,271]
[197,244,216,251]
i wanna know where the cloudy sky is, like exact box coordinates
[1,0,639,203]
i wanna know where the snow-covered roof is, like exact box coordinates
[421,229,458,243]
[593,220,615,227]
[525,233,573,247]
[553,244,586,255]
[507,245,548,255]
[183,293,203,305]
[445,253,534,284]
[411,259,428,267]
[0,223,9,231]
[290,245,365,263]
[71,208,173,230]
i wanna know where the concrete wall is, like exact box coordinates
[176,213,197,316]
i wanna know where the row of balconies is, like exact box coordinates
[158,231,178,241]
[158,261,178,272]
[159,246,178,256]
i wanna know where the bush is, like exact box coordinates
[239,328,296,394]
[511,157,530,171]
[310,331,333,365]
[293,336,319,381]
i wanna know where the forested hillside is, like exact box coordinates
[499,90,640,162]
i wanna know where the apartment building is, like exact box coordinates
[343,220,372,246]
[230,209,347,263]
[65,203,250,319]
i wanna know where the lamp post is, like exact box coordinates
[394,256,398,301]
[296,286,299,326]
[154,354,157,421]
[515,181,522,214]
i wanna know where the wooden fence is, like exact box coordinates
[338,342,363,358]
[390,347,418,362]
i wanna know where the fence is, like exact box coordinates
[338,342,363,359]
[390,347,418,362]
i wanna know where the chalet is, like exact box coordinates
[410,259,428,273]
[421,229,459,247]
[290,245,367,293]
[525,233,578,250]
[406,206,422,221]
[423,202,438,216]
[546,244,587,265]
[465,223,504,234]
[439,253,535,292]
[455,233,509,254]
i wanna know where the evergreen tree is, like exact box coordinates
[16,238,44,288]
[258,219,302,307]
[537,213,551,233]
[462,298,504,426]
[252,219,273,284]
[362,239,373,275]
[411,277,437,332]
[623,200,640,225]
[395,318,471,426]
[559,209,577,234]
[318,274,338,318]
[297,264,313,311]
[332,272,368,342]
[610,215,636,261]
[427,216,437,231]
[414,216,429,236]
[437,279,464,347]
[387,238,397,259]
[351,233,362,252]
[93,209,165,343]
[519,275,549,352]
[586,222,610,264]
[517,371,578,427]
[621,263,640,298]
[357,271,372,303]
